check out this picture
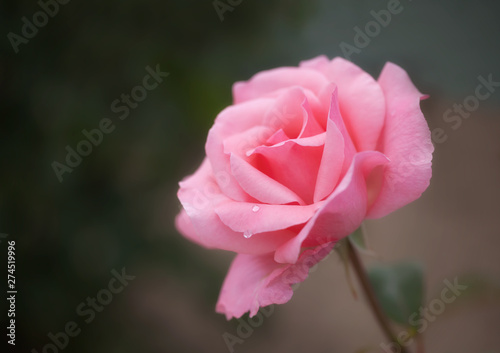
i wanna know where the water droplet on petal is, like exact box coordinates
[252,205,260,212]
[243,231,253,239]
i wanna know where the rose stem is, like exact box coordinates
[346,237,409,353]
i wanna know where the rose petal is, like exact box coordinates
[313,89,350,202]
[175,209,201,245]
[216,242,335,319]
[177,158,294,254]
[215,201,321,236]
[241,133,327,203]
[296,93,323,139]
[274,151,389,264]
[367,62,433,218]
[266,129,289,145]
[328,88,357,175]
[301,57,386,151]
[249,140,324,204]
[230,154,306,205]
[206,98,274,201]
[233,67,330,104]
[223,125,274,158]
[299,55,330,70]
[257,87,323,140]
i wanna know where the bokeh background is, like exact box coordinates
[1,0,500,352]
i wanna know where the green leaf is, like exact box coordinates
[367,262,424,327]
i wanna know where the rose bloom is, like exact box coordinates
[176,56,433,319]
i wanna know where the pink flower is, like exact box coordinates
[175,56,433,319]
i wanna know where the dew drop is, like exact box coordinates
[243,231,253,239]
[252,205,260,213]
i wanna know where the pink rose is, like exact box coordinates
[175,56,433,319]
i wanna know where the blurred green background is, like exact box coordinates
[1,0,500,352]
